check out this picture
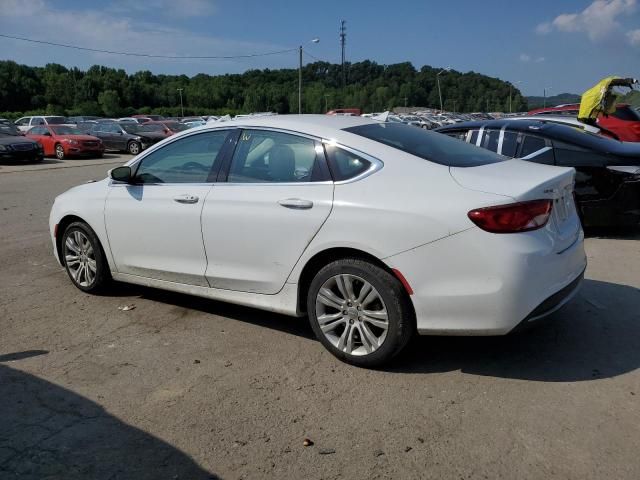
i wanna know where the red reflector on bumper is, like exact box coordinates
[392,268,414,295]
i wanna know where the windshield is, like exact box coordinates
[50,126,81,135]
[0,124,21,136]
[46,116,68,125]
[612,106,640,121]
[164,122,189,132]
[344,122,506,167]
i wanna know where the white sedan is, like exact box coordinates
[49,115,587,367]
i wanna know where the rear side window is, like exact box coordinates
[345,123,505,167]
[324,145,372,181]
[501,131,518,157]
[482,129,500,153]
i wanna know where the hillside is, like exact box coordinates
[525,93,581,110]
[0,60,526,117]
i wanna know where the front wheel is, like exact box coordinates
[127,141,141,155]
[55,144,65,160]
[61,222,110,293]
[307,258,414,367]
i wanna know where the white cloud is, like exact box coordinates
[0,0,291,74]
[110,0,216,18]
[628,29,640,45]
[519,54,545,63]
[536,0,637,42]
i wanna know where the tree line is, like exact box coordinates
[0,59,527,118]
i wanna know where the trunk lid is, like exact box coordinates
[450,159,581,252]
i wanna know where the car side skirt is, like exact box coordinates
[111,272,302,317]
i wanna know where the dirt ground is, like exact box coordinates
[1,156,639,479]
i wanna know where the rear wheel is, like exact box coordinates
[61,222,110,293]
[55,144,65,160]
[127,141,141,155]
[307,258,414,367]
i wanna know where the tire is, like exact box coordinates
[61,221,110,293]
[127,141,141,155]
[307,258,414,368]
[55,144,65,160]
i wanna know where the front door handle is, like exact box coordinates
[173,194,199,204]
[278,198,313,210]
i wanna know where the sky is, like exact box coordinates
[0,0,639,96]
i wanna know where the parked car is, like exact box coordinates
[436,119,640,228]
[14,116,69,132]
[49,115,586,367]
[26,125,105,159]
[0,125,43,162]
[183,120,206,129]
[133,114,164,121]
[89,121,165,154]
[67,116,101,124]
[529,103,640,142]
[143,120,191,136]
[326,108,362,116]
[503,115,619,139]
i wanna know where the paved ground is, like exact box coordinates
[1,156,639,479]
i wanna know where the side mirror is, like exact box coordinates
[109,166,133,183]
[43,131,51,136]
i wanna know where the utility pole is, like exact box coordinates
[177,88,184,117]
[404,97,408,108]
[324,94,330,112]
[298,45,303,114]
[340,20,346,88]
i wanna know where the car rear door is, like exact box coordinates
[201,128,334,294]
[104,130,231,285]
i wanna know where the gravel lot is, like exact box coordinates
[1,155,639,480]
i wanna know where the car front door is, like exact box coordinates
[201,128,334,294]
[104,130,231,285]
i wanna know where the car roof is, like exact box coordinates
[435,119,640,158]
[196,114,377,139]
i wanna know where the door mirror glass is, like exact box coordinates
[42,131,51,136]
[110,166,132,183]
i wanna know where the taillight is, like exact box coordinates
[468,200,553,233]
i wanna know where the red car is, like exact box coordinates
[529,103,640,142]
[26,125,105,159]
[142,120,190,137]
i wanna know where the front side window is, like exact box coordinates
[227,130,325,183]
[32,117,45,126]
[15,118,29,126]
[134,131,229,184]
[520,135,554,165]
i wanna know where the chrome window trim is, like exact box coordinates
[521,146,553,160]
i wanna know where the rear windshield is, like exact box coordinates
[344,123,505,167]
[46,116,68,124]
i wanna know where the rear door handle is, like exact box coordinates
[173,194,199,204]
[278,198,313,210]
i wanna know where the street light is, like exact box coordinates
[177,88,184,117]
[509,80,523,113]
[543,86,552,108]
[299,38,320,114]
[324,94,330,112]
[437,67,451,113]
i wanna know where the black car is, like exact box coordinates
[0,124,43,162]
[89,121,166,155]
[436,119,640,228]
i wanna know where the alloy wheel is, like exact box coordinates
[64,230,97,287]
[315,274,389,356]
[55,144,65,159]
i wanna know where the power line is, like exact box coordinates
[0,33,297,59]
[303,50,332,64]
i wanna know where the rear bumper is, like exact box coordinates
[580,180,640,227]
[386,226,587,336]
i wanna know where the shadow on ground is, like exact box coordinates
[0,364,218,480]
[113,278,640,383]
[385,279,640,381]
[0,159,61,167]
